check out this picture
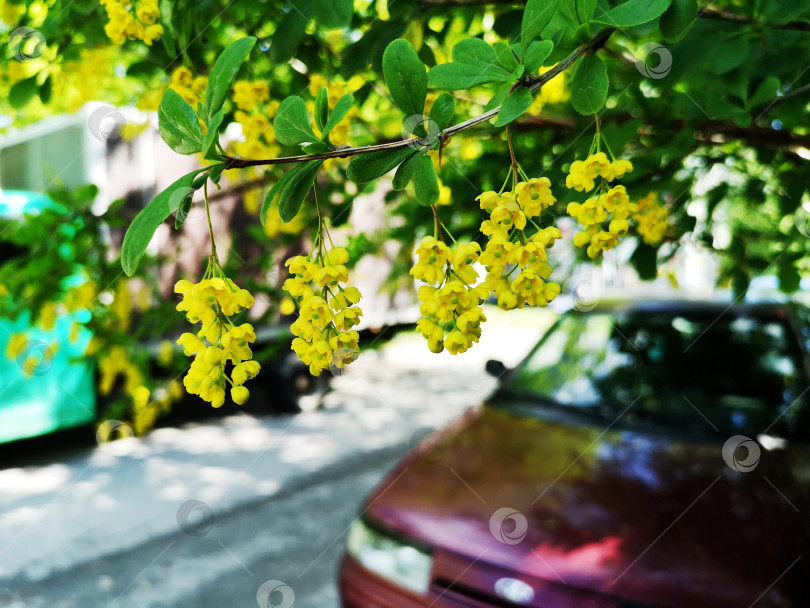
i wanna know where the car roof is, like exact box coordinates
[581,296,802,317]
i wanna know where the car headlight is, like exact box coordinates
[346,517,433,594]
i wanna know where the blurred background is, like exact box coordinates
[2,0,810,606]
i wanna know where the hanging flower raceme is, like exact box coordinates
[283,247,363,376]
[411,236,489,355]
[565,149,637,260]
[174,261,260,408]
[478,171,563,311]
[634,192,669,245]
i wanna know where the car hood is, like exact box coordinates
[366,404,810,607]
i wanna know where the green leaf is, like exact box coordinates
[414,155,440,206]
[576,0,598,23]
[260,166,304,224]
[202,109,225,160]
[392,151,422,190]
[382,39,427,117]
[9,77,38,109]
[158,88,204,155]
[494,86,533,126]
[270,2,312,63]
[591,0,671,27]
[570,53,608,115]
[630,241,658,281]
[174,192,194,229]
[39,76,53,105]
[778,260,800,293]
[428,92,455,130]
[122,169,205,276]
[427,38,515,89]
[485,85,513,111]
[659,0,697,42]
[313,0,352,28]
[302,141,332,154]
[522,0,559,53]
[493,41,519,72]
[747,77,780,110]
[523,40,554,74]
[347,146,414,183]
[322,93,354,136]
[201,36,256,123]
[274,96,320,146]
[314,86,329,133]
[280,160,324,222]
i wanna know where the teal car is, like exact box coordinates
[0,190,96,444]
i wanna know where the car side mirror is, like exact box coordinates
[485,359,507,378]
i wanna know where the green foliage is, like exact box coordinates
[659,0,698,42]
[428,93,455,130]
[347,147,415,183]
[521,0,559,54]
[274,96,320,146]
[591,0,672,27]
[494,86,533,127]
[201,36,256,123]
[428,38,516,89]
[122,169,205,276]
[382,39,428,119]
[413,155,440,206]
[570,53,608,114]
[158,88,204,155]
[280,160,325,222]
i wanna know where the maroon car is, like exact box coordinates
[339,299,810,607]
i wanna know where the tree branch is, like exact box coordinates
[223,28,614,171]
[698,6,810,32]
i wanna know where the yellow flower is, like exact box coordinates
[231,386,250,405]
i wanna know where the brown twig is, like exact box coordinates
[223,28,615,171]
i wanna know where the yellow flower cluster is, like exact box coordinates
[100,0,163,46]
[528,65,569,115]
[634,192,669,245]
[307,74,362,150]
[565,152,636,259]
[411,237,489,355]
[175,277,260,407]
[169,66,208,110]
[283,248,363,376]
[478,179,563,310]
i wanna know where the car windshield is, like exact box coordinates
[503,308,807,437]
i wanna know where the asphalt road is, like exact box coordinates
[1,445,405,608]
